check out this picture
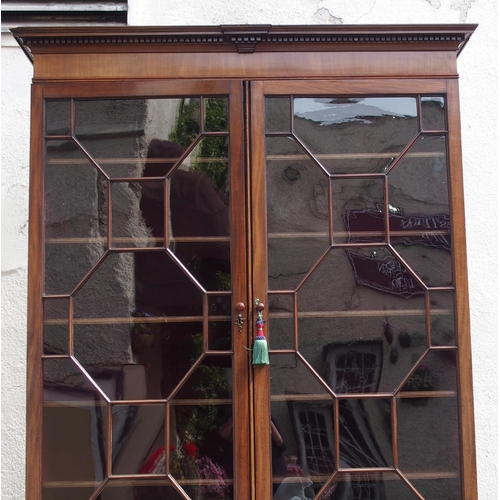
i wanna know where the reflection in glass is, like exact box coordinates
[401,349,457,395]
[188,134,230,194]
[96,482,185,500]
[134,250,204,316]
[430,291,456,346]
[44,140,107,295]
[170,403,233,497]
[266,134,329,291]
[388,134,453,287]
[174,356,232,399]
[204,97,229,132]
[345,247,425,298]
[290,401,336,474]
[277,402,336,499]
[393,241,452,288]
[323,342,383,394]
[43,297,69,355]
[388,135,449,217]
[112,404,165,475]
[334,177,385,244]
[298,246,425,309]
[411,478,461,500]
[294,247,427,394]
[46,100,70,136]
[421,96,446,131]
[168,98,202,146]
[266,97,291,133]
[208,295,232,351]
[317,471,420,500]
[74,98,199,179]
[270,357,334,498]
[339,398,392,469]
[398,397,461,499]
[112,181,156,248]
[268,294,294,350]
[270,353,332,399]
[43,359,107,495]
[141,137,231,290]
[293,97,418,174]
[75,98,148,178]
[268,237,328,291]
[266,136,329,233]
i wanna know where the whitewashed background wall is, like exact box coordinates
[1,1,497,499]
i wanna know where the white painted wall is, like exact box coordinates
[1,1,497,499]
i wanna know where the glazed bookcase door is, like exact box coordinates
[250,80,470,500]
[33,80,251,500]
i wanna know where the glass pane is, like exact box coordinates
[293,97,418,174]
[339,398,392,468]
[96,482,185,500]
[388,135,449,219]
[74,98,202,178]
[204,97,228,132]
[317,471,420,500]
[275,399,335,497]
[398,397,461,497]
[266,136,329,233]
[44,140,107,295]
[294,247,428,395]
[421,96,446,131]
[43,359,107,495]
[162,135,231,291]
[385,134,451,286]
[46,100,70,136]
[112,404,166,475]
[208,294,232,351]
[43,487,95,500]
[43,297,69,355]
[393,241,452,288]
[74,99,148,178]
[430,291,456,346]
[168,98,202,148]
[334,177,386,244]
[270,353,335,497]
[268,236,329,291]
[71,250,205,400]
[170,403,233,498]
[411,478,461,500]
[112,181,157,248]
[266,135,329,291]
[268,293,294,350]
[270,353,333,400]
[400,350,457,395]
[266,97,291,132]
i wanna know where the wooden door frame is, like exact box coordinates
[26,78,252,500]
[249,77,477,499]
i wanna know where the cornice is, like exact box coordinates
[11,24,477,62]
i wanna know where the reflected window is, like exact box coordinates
[323,342,383,394]
[291,403,336,475]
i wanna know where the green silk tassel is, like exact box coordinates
[252,318,269,365]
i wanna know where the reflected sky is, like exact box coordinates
[294,97,417,125]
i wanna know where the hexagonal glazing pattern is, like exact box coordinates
[265,95,459,498]
[43,96,234,498]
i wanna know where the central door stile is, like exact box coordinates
[229,79,253,499]
[249,80,273,500]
